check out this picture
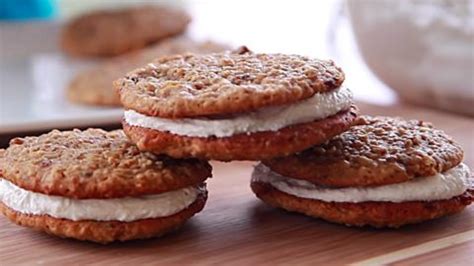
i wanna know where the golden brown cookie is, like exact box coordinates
[0,129,211,199]
[251,181,473,228]
[61,5,190,57]
[116,50,356,160]
[123,106,358,161]
[264,116,464,187]
[0,189,206,244]
[67,38,229,106]
[0,129,210,243]
[116,51,345,118]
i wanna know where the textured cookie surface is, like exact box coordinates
[116,50,345,118]
[123,107,357,161]
[264,116,464,187]
[61,5,190,57]
[0,189,207,244]
[67,38,229,106]
[251,181,473,228]
[0,129,211,199]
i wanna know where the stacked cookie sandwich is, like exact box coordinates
[251,116,473,227]
[116,48,358,161]
[0,129,211,243]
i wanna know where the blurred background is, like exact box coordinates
[0,0,473,141]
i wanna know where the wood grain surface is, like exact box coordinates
[0,102,473,265]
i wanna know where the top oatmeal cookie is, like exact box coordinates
[61,5,190,57]
[263,116,464,188]
[115,50,345,118]
[0,129,211,199]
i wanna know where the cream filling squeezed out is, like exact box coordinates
[124,86,353,137]
[252,163,471,203]
[0,179,200,222]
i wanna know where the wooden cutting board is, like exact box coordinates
[1,102,473,265]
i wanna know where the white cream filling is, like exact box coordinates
[124,86,353,137]
[252,163,471,203]
[0,179,199,222]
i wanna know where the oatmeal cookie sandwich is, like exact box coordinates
[116,48,358,161]
[0,129,211,243]
[251,116,473,227]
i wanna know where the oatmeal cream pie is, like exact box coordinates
[61,5,190,57]
[0,129,211,243]
[251,116,473,228]
[116,49,358,161]
[68,38,229,106]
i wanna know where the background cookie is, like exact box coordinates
[61,5,190,57]
[67,38,229,106]
[264,116,464,187]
